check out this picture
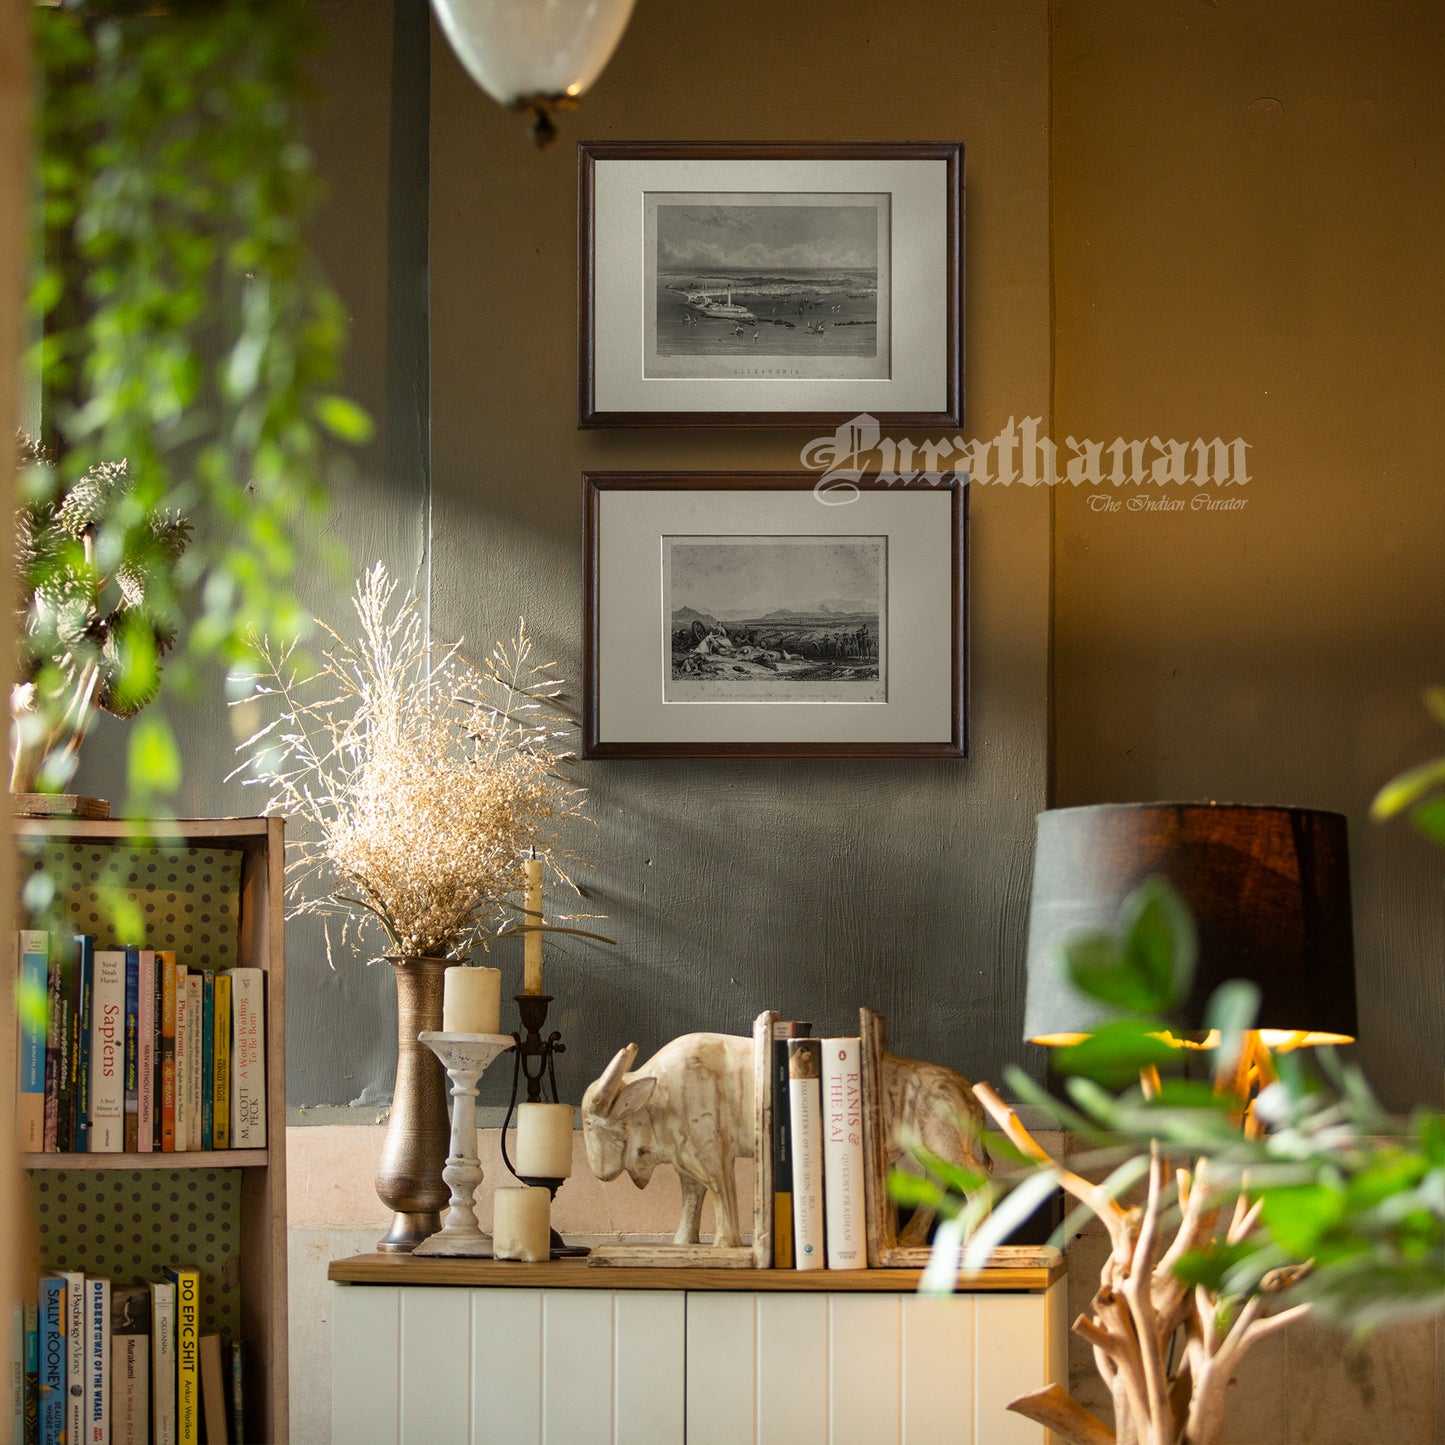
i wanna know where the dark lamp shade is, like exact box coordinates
[1024,803,1358,1046]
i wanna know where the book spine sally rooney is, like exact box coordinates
[821,1037,867,1269]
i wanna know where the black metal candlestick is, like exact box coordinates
[500,993,590,1258]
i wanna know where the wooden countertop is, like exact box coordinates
[327,1250,1064,1292]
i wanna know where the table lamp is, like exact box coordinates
[988,801,1360,1445]
[1024,801,1357,1052]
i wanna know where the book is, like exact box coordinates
[150,948,165,1150]
[43,935,64,1151]
[160,953,180,1151]
[9,1299,25,1445]
[37,1275,65,1445]
[85,1276,109,1445]
[201,972,215,1150]
[150,1279,176,1445]
[56,936,78,1153]
[786,1038,826,1271]
[199,1334,227,1445]
[164,1268,199,1445]
[225,1337,244,1445]
[228,968,266,1147]
[124,946,141,1151]
[22,1300,38,1445]
[174,968,192,1153]
[770,1020,808,1268]
[213,973,232,1150]
[17,930,49,1151]
[137,949,156,1152]
[61,1269,85,1445]
[185,973,204,1151]
[821,1037,867,1269]
[111,1285,150,1445]
[89,950,127,1152]
[74,936,95,1153]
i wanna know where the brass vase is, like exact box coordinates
[376,955,454,1252]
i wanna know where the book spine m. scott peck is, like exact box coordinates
[787,1038,826,1271]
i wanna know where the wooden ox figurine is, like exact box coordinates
[581,1034,754,1249]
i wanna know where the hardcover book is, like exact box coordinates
[61,1269,85,1445]
[201,972,215,1151]
[37,1275,65,1445]
[111,1285,150,1445]
[786,1038,827,1271]
[89,950,127,1152]
[85,1276,110,1445]
[770,1020,809,1268]
[137,949,156,1152]
[43,935,63,1151]
[74,936,95,1153]
[160,953,180,1151]
[123,947,141,1152]
[821,1037,867,1269]
[228,968,266,1148]
[199,1334,227,1445]
[56,936,78,1152]
[174,969,192,1153]
[185,973,204,1151]
[213,972,232,1150]
[17,930,48,1151]
[163,1267,200,1445]
[150,1279,176,1445]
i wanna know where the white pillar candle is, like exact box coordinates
[442,965,501,1034]
[514,1101,574,1179]
[523,854,544,995]
[493,1185,551,1262]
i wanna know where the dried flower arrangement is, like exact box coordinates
[232,563,595,962]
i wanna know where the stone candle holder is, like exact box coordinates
[411,1031,515,1257]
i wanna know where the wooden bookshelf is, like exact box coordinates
[11,815,288,1445]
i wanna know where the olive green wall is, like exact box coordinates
[425,0,1053,1115]
[1051,0,1445,1108]
[74,0,1444,1120]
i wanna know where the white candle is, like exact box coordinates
[493,1185,551,1262]
[442,965,501,1034]
[514,1102,574,1179]
[523,854,544,995]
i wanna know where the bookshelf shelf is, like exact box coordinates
[11,814,288,1445]
[24,1150,270,1171]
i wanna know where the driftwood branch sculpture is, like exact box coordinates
[972,1081,1312,1445]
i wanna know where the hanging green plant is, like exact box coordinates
[27,0,370,807]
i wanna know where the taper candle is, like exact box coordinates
[493,1185,551,1262]
[515,1102,574,1178]
[523,852,544,994]
[442,965,501,1034]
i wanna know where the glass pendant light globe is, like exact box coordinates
[431,0,637,143]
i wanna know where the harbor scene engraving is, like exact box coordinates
[644,195,891,381]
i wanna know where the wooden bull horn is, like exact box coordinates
[594,1043,637,1113]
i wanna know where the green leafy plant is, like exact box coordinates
[1370,685,1445,842]
[28,2,368,806]
[894,880,1444,1445]
[12,432,191,791]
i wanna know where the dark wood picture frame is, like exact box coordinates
[582,472,967,760]
[577,141,964,429]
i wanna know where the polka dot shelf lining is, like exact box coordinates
[31,1169,241,1339]
[25,842,244,966]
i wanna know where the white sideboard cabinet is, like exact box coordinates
[329,1256,1068,1445]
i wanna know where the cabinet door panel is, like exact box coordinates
[400,1287,471,1443]
[543,1289,616,1444]
[614,1290,686,1445]
[830,1294,902,1445]
[472,1289,543,1444]
[901,1294,974,1445]
[757,1294,829,1444]
[332,1284,400,1445]
[686,1293,758,1445]
[974,1295,1048,1445]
